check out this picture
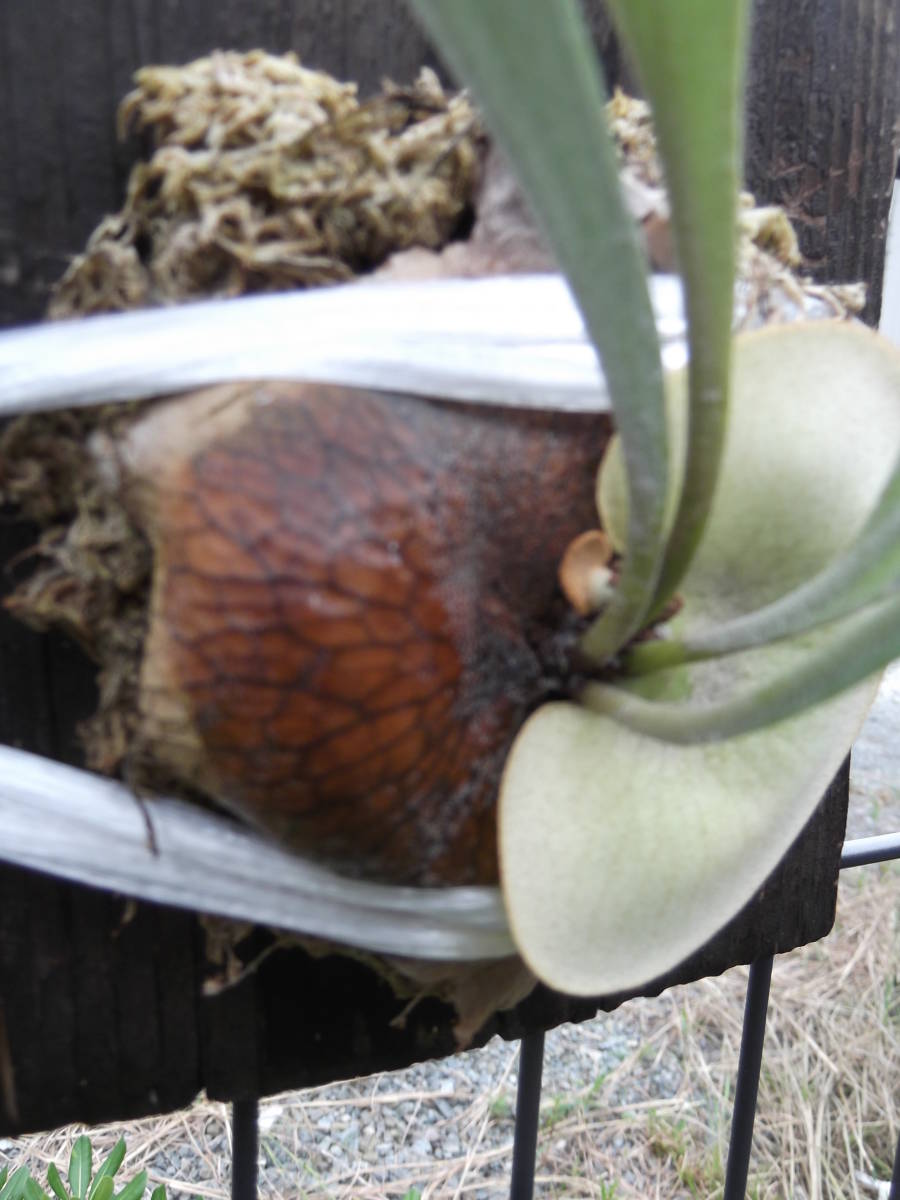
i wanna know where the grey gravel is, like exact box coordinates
[847,664,900,839]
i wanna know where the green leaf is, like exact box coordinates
[605,0,750,611]
[0,1168,8,1193]
[68,1138,92,1200]
[585,591,899,743]
[628,464,900,673]
[149,1187,166,1200]
[88,1142,126,1198]
[499,679,876,995]
[113,1172,147,1200]
[24,1178,50,1200]
[0,1167,31,1200]
[87,1180,111,1200]
[500,321,900,995]
[623,323,900,670]
[46,1164,69,1200]
[410,0,669,660]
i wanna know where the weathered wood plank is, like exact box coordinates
[745,0,900,322]
[0,761,849,1134]
[0,0,893,1136]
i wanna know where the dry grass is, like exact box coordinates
[528,863,900,1200]
[3,865,897,1199]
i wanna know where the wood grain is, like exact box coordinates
[745,0,900,323]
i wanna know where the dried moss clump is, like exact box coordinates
[605,88,865,323]
[49,51,481,317]
[0,407,152,775]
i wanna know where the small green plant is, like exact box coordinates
[647,1112,723,1198]
[585,1071,609,1104]
[0,1138,165,1200]
[540,1095,580,1130]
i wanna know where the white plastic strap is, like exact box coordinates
[0,273,687,415]
[0,745,514,959]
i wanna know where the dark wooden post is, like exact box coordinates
[0,0,894,1137]
[745,0,900,325]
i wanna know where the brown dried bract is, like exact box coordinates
[558,530,614,616]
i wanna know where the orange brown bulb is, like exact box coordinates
[125,382,609,885]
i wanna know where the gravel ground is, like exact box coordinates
[847,663,900,839]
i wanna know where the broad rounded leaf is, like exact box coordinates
[600,323,900,622]
[500,322,900,995]
[499,689,871,996]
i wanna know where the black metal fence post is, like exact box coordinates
[231,1098,259,1200]
[509,1030,546,1200]
[723,954,774,1200]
